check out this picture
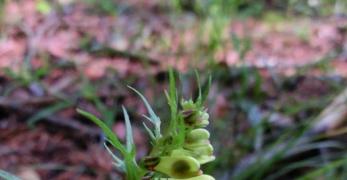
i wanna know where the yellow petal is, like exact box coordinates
[186,129,210,143]
[171,148,215,165]
[184,144,214,155]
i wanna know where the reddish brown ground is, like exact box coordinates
[0,0,347,179]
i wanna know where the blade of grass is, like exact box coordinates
[266,158,321,180]
[28,101,73,127]
[201,75,212,105]
[194,71,211,106]
[0,170,21,180]
[297,156,347,180]
[285,141,344,158]
[77,109,127,156]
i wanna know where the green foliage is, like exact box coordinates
[297,155,347,180]
[85,0,117,15]
[231,33,252,61]
[171,0,264,18]
[172,0,341,20]
[77,108,145,179]
[28,101,73,127]
[3,58,50,88]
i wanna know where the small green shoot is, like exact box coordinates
[78,71,215,179]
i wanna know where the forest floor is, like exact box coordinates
[1,1,347,179]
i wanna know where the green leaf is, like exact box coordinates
[168,69,178,131]
[77,109,127,156]
[297,156,347,180]
[122,106,134,153]
[143,122,155,141]
[195,71,211,106]
[201,75,212,105]
[103,143,125,171]
[128,86,161,137]
[194,70,202,104]
[81,76,98,100]
[28,101,73,127]
[0,170,21,180]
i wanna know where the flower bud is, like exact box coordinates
[181,100,210,128]
[181,110,209,128]
[186,129,210,143]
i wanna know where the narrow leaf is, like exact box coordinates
[28,101,72,127]
[122,106,134,153]
[194,70,202,104]
[104,143,123,164]
[104,142,125,171]
[77,109,127,155]
[142,115,154,123]
[201,75,212,104]
[297,157,347,180]
[128,86,161,137]
[143,122,155,141]
[168,69,178,130]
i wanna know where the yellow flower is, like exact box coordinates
[154,155,201,179]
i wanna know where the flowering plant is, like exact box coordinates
[78,71,214,179]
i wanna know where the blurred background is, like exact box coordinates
[0,0,347,179]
